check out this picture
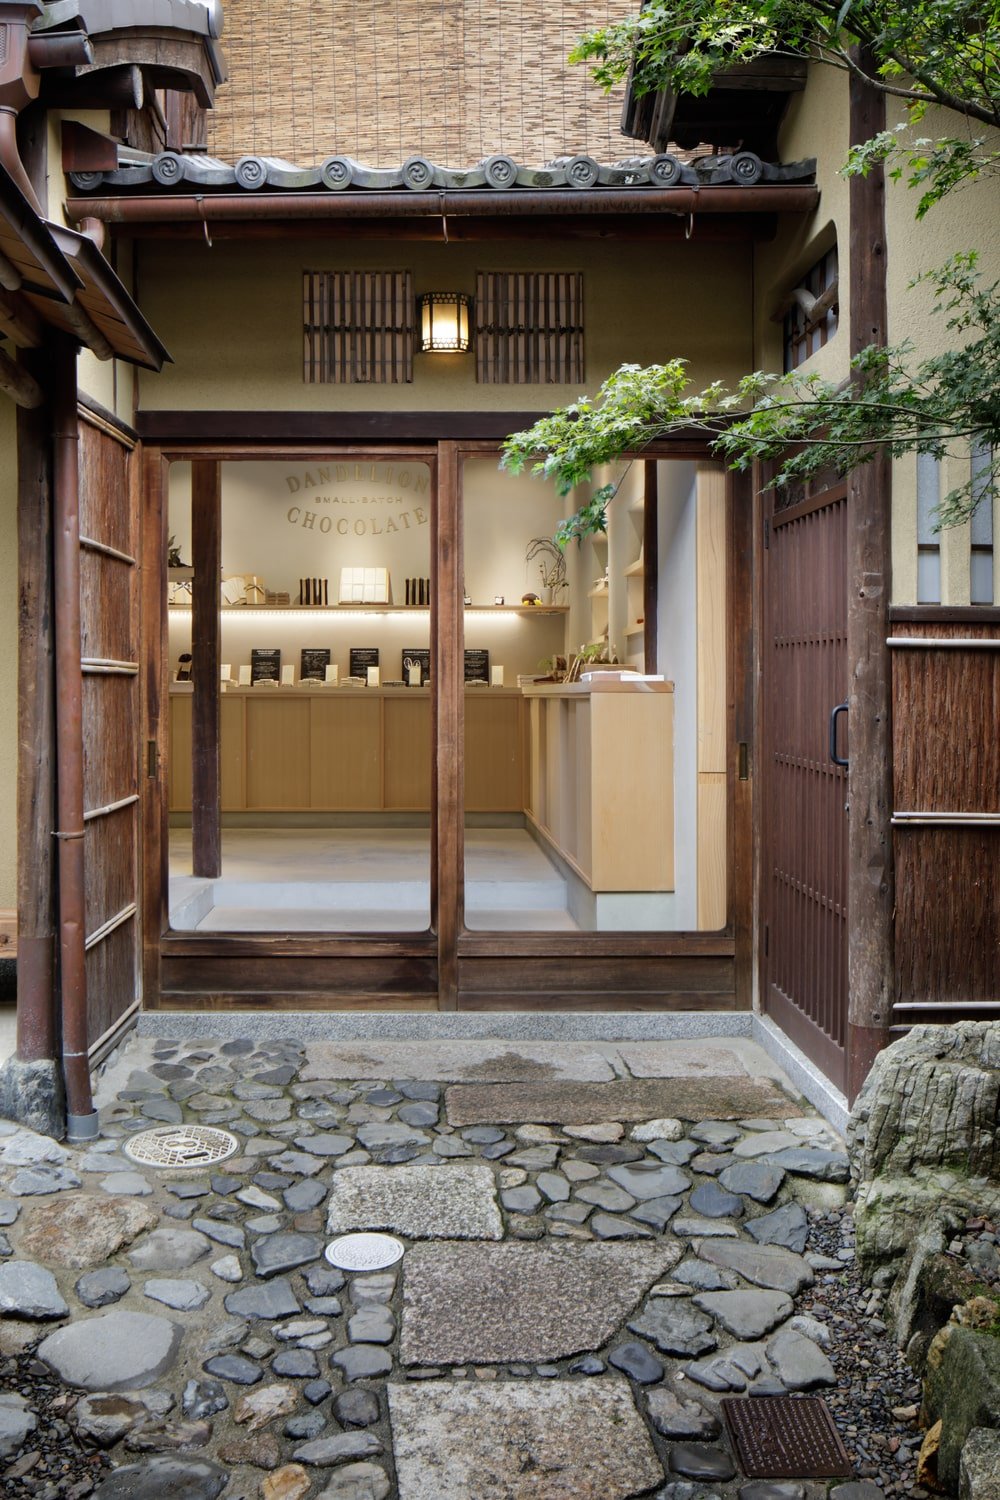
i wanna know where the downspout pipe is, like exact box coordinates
[52,337,98,1141]
[0,2,45,215]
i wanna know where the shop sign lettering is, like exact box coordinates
[282,463,429,538]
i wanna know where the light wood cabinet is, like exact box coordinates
[523,679,674,892]
[168,687,524,814]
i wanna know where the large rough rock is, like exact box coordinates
[18,1195,158,1269]
[0,1059,65,1139]
[960,1427,1000,1500]
[921,1324,1000,1492]
[848,1023,1000,1273]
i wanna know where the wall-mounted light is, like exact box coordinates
[417,292,472,353]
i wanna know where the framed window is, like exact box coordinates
[303,271,415,384]
[971,440,995,605]
[475,271,584,384]
[782,246,839,372]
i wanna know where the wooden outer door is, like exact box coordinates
[761,482,849,1090]
[79,408,143,1051]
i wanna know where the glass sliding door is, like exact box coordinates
[165,454,433,935]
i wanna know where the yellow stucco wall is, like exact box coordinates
[754,68,1000,606]
[0,403,17,908]
[134,235,753,412]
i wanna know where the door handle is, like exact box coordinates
[829,701,849,768]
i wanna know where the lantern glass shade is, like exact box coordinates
[417,292,472,353]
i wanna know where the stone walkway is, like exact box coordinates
[0,1034,883,1500]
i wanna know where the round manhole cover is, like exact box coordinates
[325,1233,405,1272]
[122,1125,239,1169]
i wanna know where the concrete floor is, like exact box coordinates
[169,825,578,932]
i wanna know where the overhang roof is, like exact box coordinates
[0,161,167,368]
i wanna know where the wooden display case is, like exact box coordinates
[522,677,675,893]
[169,686,525,814]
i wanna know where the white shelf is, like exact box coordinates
[168,604,569,618]
[625,623,645,637]
[624,560,644,578]
[588,584,609,599]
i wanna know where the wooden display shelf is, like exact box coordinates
[624,559,645,577]
[588,584,609,599]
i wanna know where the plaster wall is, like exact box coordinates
[134,235,753,413]
[757,69,1000,607]
[0,403,18,908]
[883,105,1000,606]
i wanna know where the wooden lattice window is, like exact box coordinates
[475,272,584,384]
[782,246,839,372]
[303,271,414,384]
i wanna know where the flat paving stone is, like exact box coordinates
[76,1267,131,1307]
[250,1232,324,1278]
[718,1162,786,1203]
[334,1389,380,1427]
[203,1354,263,1386]
[668,1443,736,1481]
[389,1379,663,1499]
[696,1240,814,1294]
[446,1077,800,1126]
[608,1163,691,1199]
[591,1213,653,1239]
[303,1041,617,1084]
[8,1165,81,1194]
[331,1344,393,1381]
[631,1196,684,1231]
[689,1182,744,1218]
[0,1260,69,1319]
[89,1456,229,1499]
[401,1241,679,1365]
[224,1279,301,1320]
[762,1147,850,1182]
[128,1228,211,1271]
[746,1202,810,1252]
[646,1386,721,1439]
[143,1278,212,1312]
[765,1328,836,1388]
[575,1180,636,1212]
[628,1298,717,1357]
[693,1289,793,1338]
[38,1310,183,1391]
[0,1393,38,1458]
[607,1341,665,1383]
[315,1463,390,1499]
[327,1162,502,1240]
[617,1042,750,1077]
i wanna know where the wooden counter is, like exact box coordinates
[169,686,525,814]
[521,679,674,892]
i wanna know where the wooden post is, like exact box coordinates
[435,443,462,1009]
[847,50,894,1101]
[15,349,57,1066]
[191,461,221,878]
[643,459,658,674]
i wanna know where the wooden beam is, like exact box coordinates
[730,466,755,1008]
[15,350,57,1062]
[191,460,221,878]
[435,443,461,1009]
[0,345,43,407]
[140,450,169,1004]
[846,49,894,1102]
[0,287,43,350]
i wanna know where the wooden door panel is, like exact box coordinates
[762,487,848,1090]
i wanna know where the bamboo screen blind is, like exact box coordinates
[303,271,415,384]
[475,272,584,384]
[208,2,645,168]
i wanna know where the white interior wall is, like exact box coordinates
[655,459,699,930]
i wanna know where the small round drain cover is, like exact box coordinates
[122,1125,239,1169]
[325,1233,405,1272]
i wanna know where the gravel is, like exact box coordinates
[0,1348,112,1498]
[800,1205,926,1500]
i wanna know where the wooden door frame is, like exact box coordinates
[139,436,754,1011]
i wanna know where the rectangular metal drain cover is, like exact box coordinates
[721,1396,853,1478]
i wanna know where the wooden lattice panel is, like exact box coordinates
[475,271,584,384]
[304,270,414,384]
